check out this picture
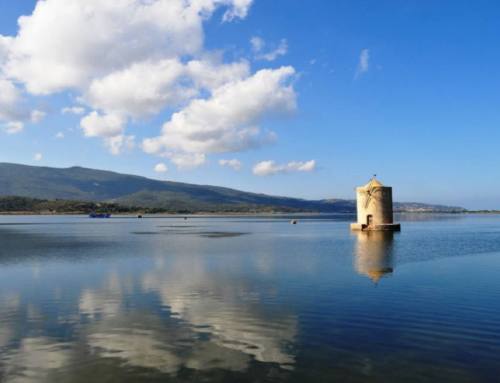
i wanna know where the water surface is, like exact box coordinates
[1,214,500,382]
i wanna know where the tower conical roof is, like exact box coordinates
[362,177,383,189]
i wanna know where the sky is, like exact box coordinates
[0,0,499,209]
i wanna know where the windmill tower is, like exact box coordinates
[350,176,401,231]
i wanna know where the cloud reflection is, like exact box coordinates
[75,254,297,376]
[142,257,297,368]
[79,272,124,319]
[88,330,182,373]
[1,337,70,383]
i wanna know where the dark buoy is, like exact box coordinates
[291,219,298,225]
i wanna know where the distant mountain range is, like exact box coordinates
[0,163,466,213]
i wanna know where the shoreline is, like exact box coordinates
[0,211,494,216]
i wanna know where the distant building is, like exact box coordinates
[350,177,401,231]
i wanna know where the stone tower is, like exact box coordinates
[350,177,401,231]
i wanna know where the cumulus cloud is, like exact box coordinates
[154,163,168,173]
[34,153,43,161]
[0,0,300,165]
[80,112,124,138]
[0,41,16,122]
[251,37,288,61]
[0,0,263,156]
[0,78,25,122]
[143,66,296,167]
[80,111,134,154]
[2,0,252,94]
[355,48,370,79]
[169,153,206,170]
[55,131,64,139]
[219,159,242,171]
[61,106,85,115]
[0,74,44,127]
[252,160,316,176]
[104,134,135,155]
[85,59,189,118]
[185,59,250,92]
[85,58,249,119]
[3,121,24,134]
[0,78,44,127]
[0,36,12,59]
[250,37,265,52]
[30,110,46,123]
[221,0,253,21]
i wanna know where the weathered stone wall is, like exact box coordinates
[356,186,394,225]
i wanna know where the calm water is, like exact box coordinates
[1,214,500,382]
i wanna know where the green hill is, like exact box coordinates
[0,163,465,213]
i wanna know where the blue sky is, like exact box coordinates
[0,0,499,209]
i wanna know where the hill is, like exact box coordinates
[0,163,465,213]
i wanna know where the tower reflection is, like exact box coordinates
[354,231,395,283]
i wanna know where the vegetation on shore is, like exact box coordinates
[0,196,470,215]
[0,196,307,215]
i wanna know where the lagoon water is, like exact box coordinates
[1,214,500,382]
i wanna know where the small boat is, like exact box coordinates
[291,219,298,225]
[89,212,111,218]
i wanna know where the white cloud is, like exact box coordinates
[61,106,85,115]
[85,58,250,120]
[221,0,253,21]
[86,59,190,118]
[169,153,206,169]
[0,35,12,60]
[0,72,43,127]
[80,111,134,154]
[80,111,124,138]
[251,37,288,61]
[3,121,24,134]
[355,48,370,78]
[0,78,45,129]
[143,66,296,168]
[30,109,46,123]
[0,0,302,166]
[34,152,43,161]
[55,131,64,139]
[0,0,261,158]
[0,78,24,122]
[2,0,253,94]
[185,59,250,92]
[252,160,316,176]
[104,135,135,155]
[250,36,265,52]
[0,77,40,127]
[219,158,242,171]
[154,162,168,173]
